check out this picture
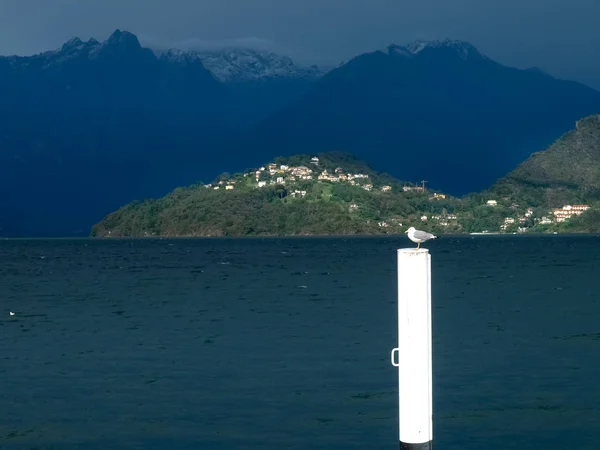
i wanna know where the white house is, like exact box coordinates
[553,204,590,222]
[291,190,307,198]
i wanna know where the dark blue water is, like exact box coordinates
[1,236,599,449]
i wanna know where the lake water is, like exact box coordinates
[1,236,599,449]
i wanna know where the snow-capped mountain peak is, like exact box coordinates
[388,39,487,61]
[173,48,324,83]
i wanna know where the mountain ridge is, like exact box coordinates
[1,30,600,236]
[387,39,489,62]
[243,39,600,195]
[0,29,231,236]
[159,47,324,83]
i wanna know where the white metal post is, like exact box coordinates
[391,248,433,450]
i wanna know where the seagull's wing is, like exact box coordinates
[413,230,436,240]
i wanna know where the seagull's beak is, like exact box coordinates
[404,230,408,233]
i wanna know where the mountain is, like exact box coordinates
[0,31,260,236]
[3,34,600,237]
[489,114,600,207]
[242,39,600,196]
[164,48,324,123]
[92,130,600,237]
[0,33,329,236]
[91,151,461,237]
[188,48,323,83]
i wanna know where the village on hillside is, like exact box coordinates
[197,155,591,234]
[202,156,391,194]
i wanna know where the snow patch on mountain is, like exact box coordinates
[388,39,488,61]
[178,48,324,83]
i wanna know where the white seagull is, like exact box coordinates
[9,311,15,316]
[404,227,437,249]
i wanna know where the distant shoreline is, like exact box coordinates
[2,232,599,241]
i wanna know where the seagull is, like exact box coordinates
[404,227,437,249]
[9,311,15,316]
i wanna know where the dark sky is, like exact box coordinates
[1,0,599,89]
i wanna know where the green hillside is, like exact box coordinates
[91,152,461,237]
[489,114,600,207]
[92,116,600,237]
